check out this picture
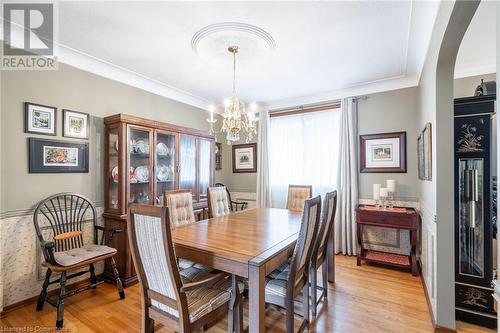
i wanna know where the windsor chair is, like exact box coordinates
[33,193,124,329]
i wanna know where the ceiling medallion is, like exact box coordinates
[191,22,276,53]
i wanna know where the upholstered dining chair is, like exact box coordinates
[287,185,313,213]
[33,193,124,329]
[163,189,211,272]
[264,196,322,333]
[310,190,337,317]
[127,204,243,333]
[214,182,248,211]
[207,186,231,218]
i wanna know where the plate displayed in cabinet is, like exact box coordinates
[156,165,169,181]
[135,140,149,154]
[135,166,149,182]
[157,142,168,156]
[111,166,118,182]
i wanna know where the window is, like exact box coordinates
[269,109,341,208]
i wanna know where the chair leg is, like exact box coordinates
[90,263,97,289]
[322,259,328,300]
[302,283,310,330]
[227,274,238,333]
[285,297,294,333]
[310,264,318,318]
[36,268,52,311]
[109,257,125,299]
[236,291,243,333]
[56,271,67,329]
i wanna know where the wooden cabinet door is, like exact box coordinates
[154,130,178,205]
[179,134,198,201]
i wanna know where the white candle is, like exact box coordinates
[373,184,381,200]
[379,187,388,198]
[387,179,396,193]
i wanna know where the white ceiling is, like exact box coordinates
[48,1,442,110]
[455,0,496,79]
[7,1,493,111]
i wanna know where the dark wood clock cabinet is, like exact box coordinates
[454,95,497,328]
[102,114,215,286]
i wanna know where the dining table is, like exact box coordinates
[171,207,335,333]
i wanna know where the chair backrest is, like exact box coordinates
[288,195,321,296]
[33,193,97,256]
[287,185,312,212]
[128,204,188,323]
[214,182,234,212]
[312,191,337,264]
[207,186,231,218]
[164,189,196,228]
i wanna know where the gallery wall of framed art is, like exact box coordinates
[24,102,91,174]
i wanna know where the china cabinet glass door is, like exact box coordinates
[179,135,197,200]
[108,126,120,211]
[199,138,212,201]
[128,126,153,205]
[155,131,177,205]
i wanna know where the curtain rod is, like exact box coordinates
[269,100,341,118]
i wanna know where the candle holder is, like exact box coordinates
[388,191,395,209]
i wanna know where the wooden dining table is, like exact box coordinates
[172,208,335,332]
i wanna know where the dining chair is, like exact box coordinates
[207,186,231,218]
[310,190,337,317]
[164,189,212,272]
[128,204,243,333]
[33,193,124,329]
[264,196,322,333]
[214,182,248,211]
[287,185,313,213]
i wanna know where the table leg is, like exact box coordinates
[410,229,418,276]
[249,264,265,333]
[356,223,363,266]
[327,230,335,283]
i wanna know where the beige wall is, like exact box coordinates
[1,63,210,214]
[358,87,419,202]
[454,72,496,97]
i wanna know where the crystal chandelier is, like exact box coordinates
[207,46,258,145]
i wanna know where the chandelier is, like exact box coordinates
[207,46,258,145]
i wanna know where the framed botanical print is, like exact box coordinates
[63,109,90,139]
[29,138,89,173]
[232,143,257,173]
[24,102,57,136]
[360,132,406,173]
[418,123,432,180]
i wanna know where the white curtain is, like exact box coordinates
[256,110,271,208]
[335,98,359,255]
[268,108,341,208]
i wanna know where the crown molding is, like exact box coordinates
[56,44,212,111]
[267,75,419,110]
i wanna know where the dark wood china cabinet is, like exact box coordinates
[103,114,215,286]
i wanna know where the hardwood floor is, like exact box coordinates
[0,255,493,332]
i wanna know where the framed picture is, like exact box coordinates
[360,132,406,173]
[29,138,89,173]
[63,109,90,139]
[24,102,57,136]
[215,142,222,170]
[232,143,257,173]
[418,123,432,180]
